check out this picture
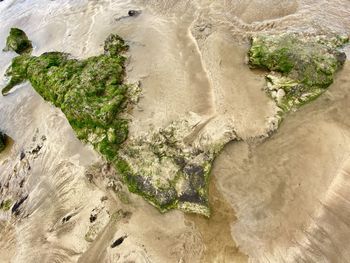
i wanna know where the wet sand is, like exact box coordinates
[1,0,350,262]
[186,182,248,263]
[214,62,350,262]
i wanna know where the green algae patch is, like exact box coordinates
[3,28,32,55]
[0,199,12,211]
[248,33,348,112]
[2,33,131,161]
[0,132,7,153]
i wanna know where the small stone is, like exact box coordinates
[100,196,108,202]
[336,52,347,64]
[128,10,140,17]
[276,89,286,103]
[3,28,32,54]
[89,213,97,223]
[85,173,93,183]
[271,91,277,98]
[111,235,127,248]
[11,195,28,215]
[31,144,43,155]
[0,132,7,153]
[62,214,73,223]
[20,151,25,160]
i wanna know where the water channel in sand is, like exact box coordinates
[1,0,350,262]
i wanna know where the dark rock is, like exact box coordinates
[0,132,7,153]
[128,174,177,209]
[62,214,73,223]
[89,213,97,223]
[85,173,93,183]
[19,179,25,188]
[20,151,25,160]
[128,10,140,17]
[183,164,206,197]
[100,196,108,202]
[174,156,186,168]
[31,145,42,154]
[179,191,204,204]
[335,51,347,64]
[183,164,204,177]
[11,195,28,215]
[111,235,127,248]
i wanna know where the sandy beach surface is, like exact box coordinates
[1,0,350,262]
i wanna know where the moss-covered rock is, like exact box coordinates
[0,132,7,153]
[248,33,348,112]
[2,33,131,161]
[3,28,32,55]
[0,199,12,211]
[2,29,235,217]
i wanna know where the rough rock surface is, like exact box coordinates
[248,33,348,112]
[118,113,236,216]
[3,28,32,55]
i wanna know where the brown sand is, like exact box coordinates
[1,0,350,262]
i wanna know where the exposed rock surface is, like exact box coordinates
[118,114,236,216]
[248,33,348,112]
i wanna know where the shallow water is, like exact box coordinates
[1,0,350,262]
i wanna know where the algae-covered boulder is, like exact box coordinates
[248,33,348,112]
[2,32,131,161]
[0,132,6,152]
[3,28,32,54]
[2,29,235,216]
[118,114,236,216]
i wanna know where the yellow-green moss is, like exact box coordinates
[0,199,12,211]
[3,32,130,162]
[3,28,32,54]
